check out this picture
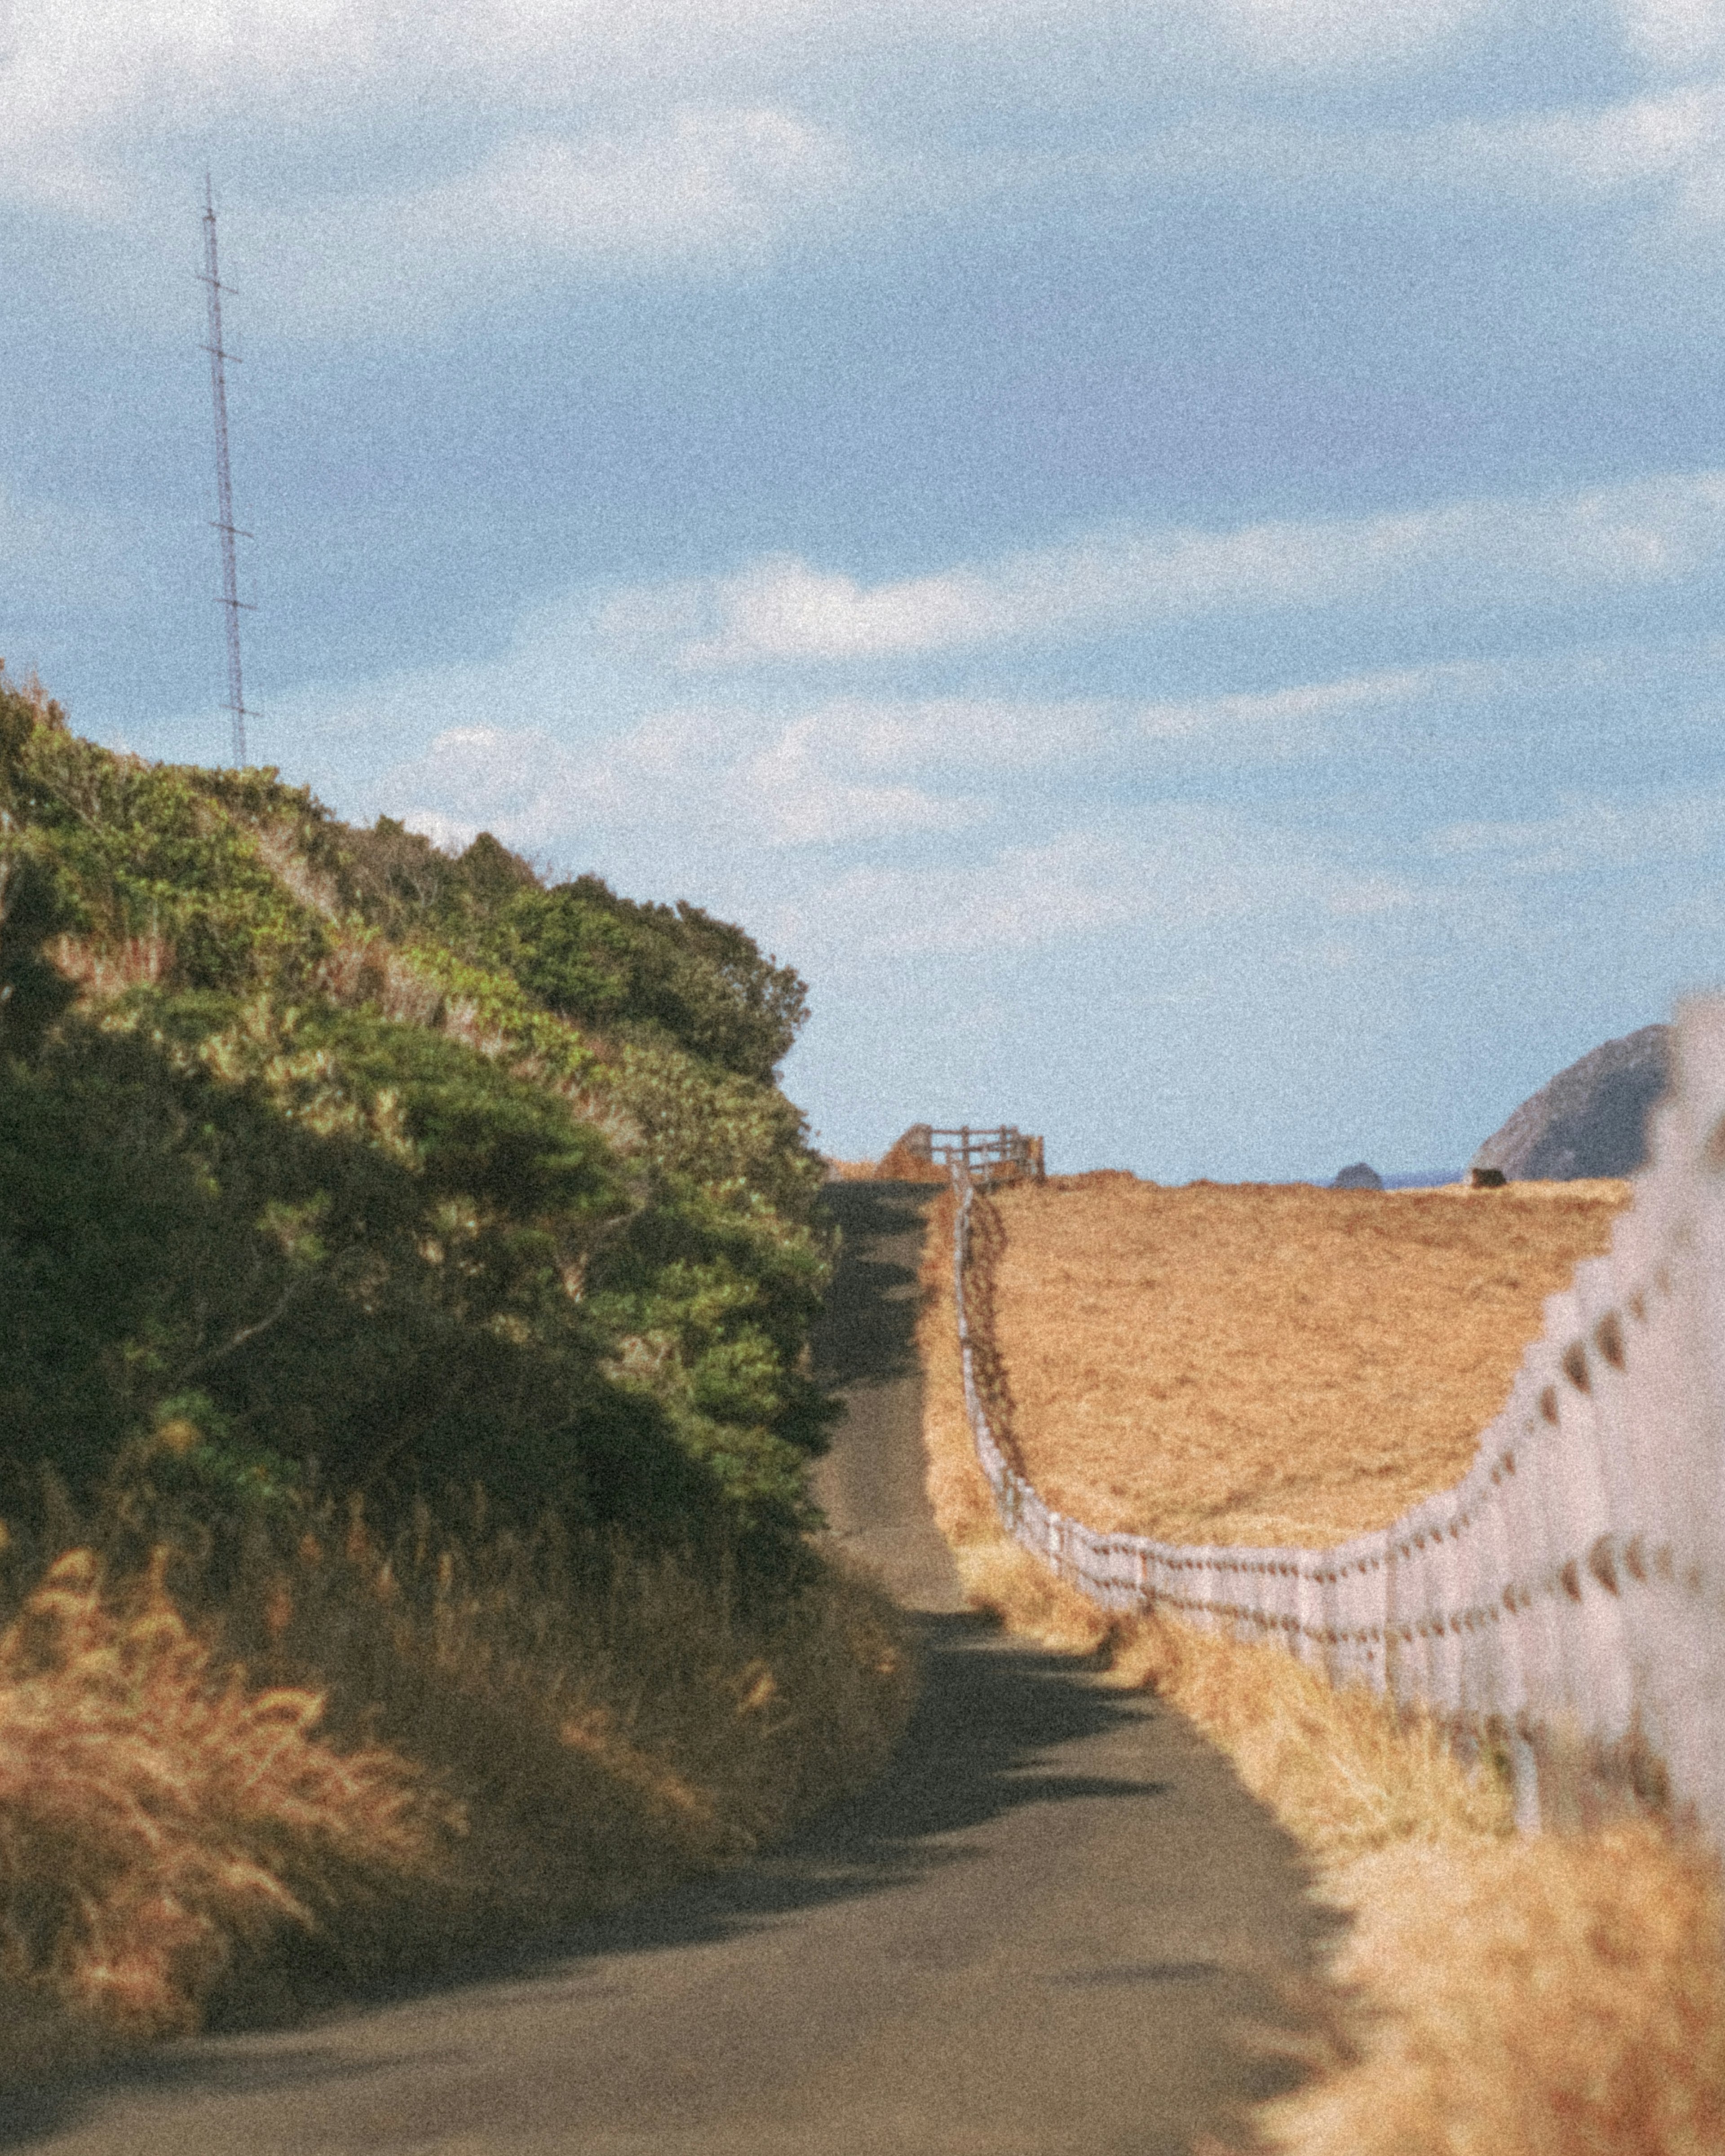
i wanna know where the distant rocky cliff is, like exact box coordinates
[1471,1024,1670,1182]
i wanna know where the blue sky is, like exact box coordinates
[6,0,1725,1177]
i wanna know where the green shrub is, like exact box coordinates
[0,667,834,1581]
[502,877,808,1082]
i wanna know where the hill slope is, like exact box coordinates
[0,664,921,2053]
[1470,1023,1670,1182]
[0,665,834,1566]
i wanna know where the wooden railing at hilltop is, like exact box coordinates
[950,999,1725,1847]
[896,1123,1045,1183]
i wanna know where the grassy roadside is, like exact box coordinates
[0,667,917,2082]
[916,1180,1725,2156]
[0,1498,915,2084]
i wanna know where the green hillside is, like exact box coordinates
[0,666,835,1575]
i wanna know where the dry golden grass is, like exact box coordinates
[0,1503,916,2067]
[990,1172,1631,1545]
[915,1188,1510,1847]
[0,1550,447,2045]
[915,1182,1725,2156]
[48,932,174,1000]
[1108,1616,1512,1862]
[1254,1828,1725,2156]
[215,1503,917,1945]
[917,1186,1126,1656]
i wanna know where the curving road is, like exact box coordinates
[5,1181,1328,2156]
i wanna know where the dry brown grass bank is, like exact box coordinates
[915,1181,1725,2156]
[990,1171,1630,1546]
[0,1548,449,2078]
[0,1505,914,2077]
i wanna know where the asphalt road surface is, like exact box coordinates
[4,1181,1329,2156]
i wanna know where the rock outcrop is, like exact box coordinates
[1471,1024,1670,1182]
[1331,1162,1384,1189]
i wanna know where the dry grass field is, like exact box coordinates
[989,1172,1632,1546]
[914,1180,1725,2156]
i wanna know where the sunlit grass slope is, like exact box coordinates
[990,1171,1630,1546]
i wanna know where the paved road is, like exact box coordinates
[4,1182,1328,2156]
[806,1182,967,1614]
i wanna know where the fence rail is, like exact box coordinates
[898,1122,1045,1182]
[951,998,1725,1847]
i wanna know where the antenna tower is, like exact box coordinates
[199,175,253,765]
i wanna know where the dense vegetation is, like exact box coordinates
[0,667,836,1577]
[0,666,921,2055]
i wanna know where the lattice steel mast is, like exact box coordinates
[199,175,252,765]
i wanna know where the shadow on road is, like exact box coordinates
[809,1181,934,1388]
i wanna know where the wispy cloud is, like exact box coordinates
[1214,0,1499,76]
[736,719,986,843]
[1614,0,1725,75]
[0,0,1560,244]
[379,711,982,860]
[588,472,1725,671]
[310,605,1725,887]
[765,811,1426,967]
[1394,80,1725,226]
[368,695,1431,971]
[1430,789,1725,873]
[733,694,1119,774]
[251,111,858,333]
[1134,665,1467,743]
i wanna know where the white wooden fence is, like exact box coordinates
[951,996,1725,1843]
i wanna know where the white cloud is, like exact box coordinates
[0,0,1550,245]
[1415,82,1725,219]
[763,809,1429,968]
[791,838,1144,961]
[594,472,1725,671]
[250,110,856,331]
[668,557,1000,666]
[0,0,824,159]
[303,602,1725,906]
[397,807,478,853]
[746,694,1119,774]
[1057,77,1725,238]
[1135,665,1455,742]
[0,0,861,295]
[736,718,984,842]
[1614,0,1725,75]
[374,707,982,857]
[378,726,608,854]
[0,0,1514,169]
